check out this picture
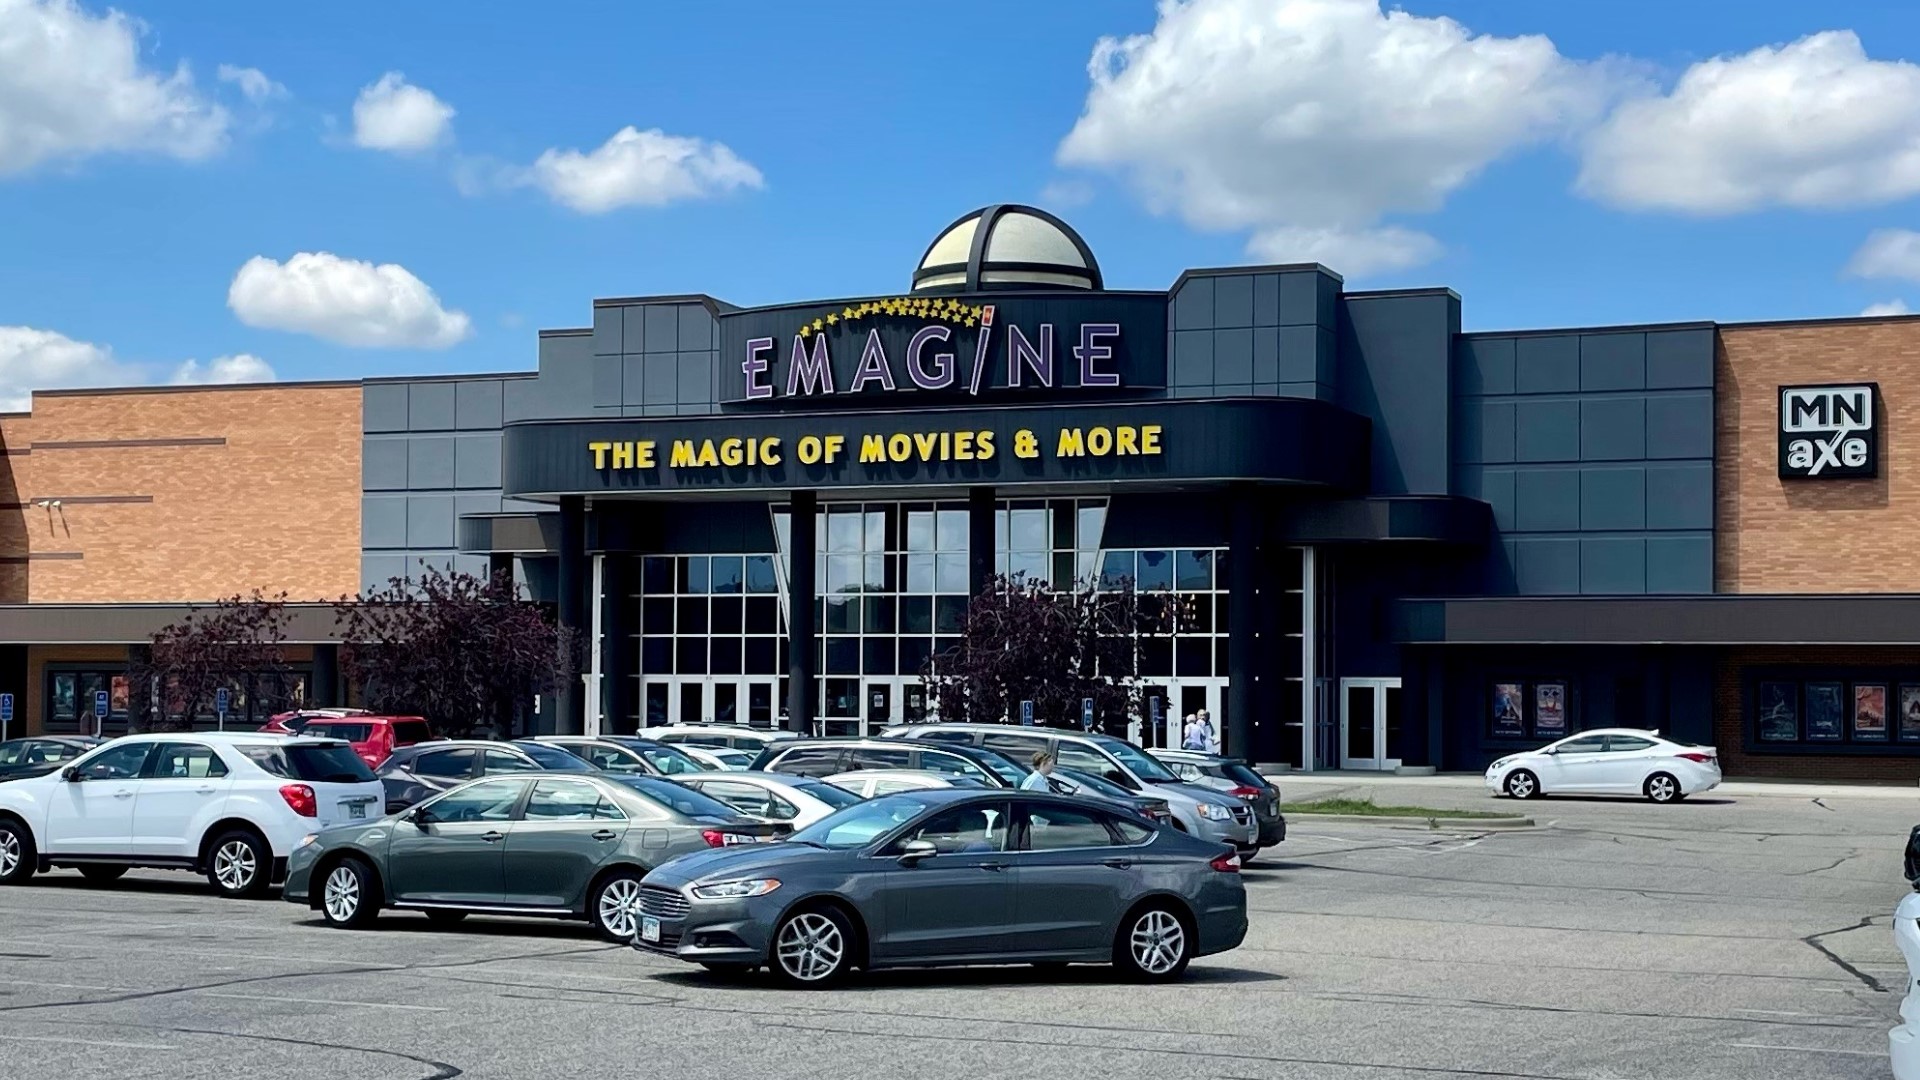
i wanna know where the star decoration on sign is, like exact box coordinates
[794,296,987,338]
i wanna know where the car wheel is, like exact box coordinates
[769,905,855,989]
[0,819,36,885]
[1644,772,1682,804]
[206,829,271,899]
[1504,769,1540,800]
[320,856,380,929]
[423,909,467,926]
[1114,903,1193,983]
[590,870,645,943]
[78,864,127,884]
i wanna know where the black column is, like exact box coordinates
[311,644,339,707]
[555,495,587,736]
[786,491,817,734]
[1226,487,1259,759]
[487,552,513,584]
[602,555,635,735]
[968,486,995,596]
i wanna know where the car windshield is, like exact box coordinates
[1092,736,1179,782]
[788,794,938,849]
[968,747,1029,785]
[243,743,376,783]
[520,743,593,769]
[794,780,863,810]
[1056,766,1130,799]
[611,776,741,818]
[706,748,753,767]
[632,742,703,775]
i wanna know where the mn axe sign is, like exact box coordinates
[1779,384,1878,479]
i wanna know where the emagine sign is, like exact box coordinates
[716,292,1166,405]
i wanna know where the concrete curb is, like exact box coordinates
[1286,812,1535,829]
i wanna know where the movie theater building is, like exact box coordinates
[5,203,1920,780]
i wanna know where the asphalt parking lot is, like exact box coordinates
[0,784,1910,1080]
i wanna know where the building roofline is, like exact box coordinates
[1345,286,1463,302]
[1718,312,1920,331]
[32,379,361,400]
[1460,319,1718,339]
[538,327,591,338]
[361,371,535,385]
[591,293,728,309]
[1170,263,1344,291]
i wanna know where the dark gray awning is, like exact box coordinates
[458,513,560,555]
[1276,496,1489,545]
[0,603,343,645]
[1393,594,1920,645]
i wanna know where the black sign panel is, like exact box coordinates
[716,291,1166,407]
[501,398,1368,499]
[1778,383,1878,479]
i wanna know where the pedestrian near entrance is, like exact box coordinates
[1183,712,1209,751]
[1198,709,1219,755]
[1020,750,1057,791]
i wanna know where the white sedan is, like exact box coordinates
[1894,887,1920,1077]
[1484,728,1721,803]
[822,769,988,798]
[672,771,864,829]
[676,744,755,771]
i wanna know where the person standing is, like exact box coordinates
[1021,750,1059,791]
[1197,709,1219,755]
[1183,712,1207,751]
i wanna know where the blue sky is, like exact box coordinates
[4,0,1920,399]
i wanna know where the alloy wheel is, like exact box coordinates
[1506,771,1537,799]
[1648,774,1679,802]
[213,840,257,892]
[0,829,18,878]
[598,878,642,939]
[323,866,361,923]
[1130,910,1186,976]
[775,912,845,983]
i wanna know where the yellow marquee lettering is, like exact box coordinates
[860,434,887,462]
[887,433,912,462]
[611,442,634,469]
[1087,427,1113,456]
[696,440,719,467]
[913,432,939,460]
[797,435,823,464]
[757,437,781,465]
[720,438,745,466]
[1141,424,1162,455]
[954,431,974,460]
[1056,428,1084,457]
[977,430,996,460]
[670,440,697,468]
[636,440,656,467]
[1115,427,1138,455]
[589,441,612,469]
[824,434,846,462]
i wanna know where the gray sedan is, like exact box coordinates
[633,789,1247,987]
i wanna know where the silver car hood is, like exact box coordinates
[1143,779,1240,808]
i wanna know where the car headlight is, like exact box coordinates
[1196,802,1232,821]
[297,833,320,849]
[1487,759,1509,773]
[691,878,782,900]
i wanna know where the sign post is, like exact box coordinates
[93,690,109,737]
[1020,700,1034,727]
[0,693,12,743]
[215,687,230,732]
[1081,697,1094,731]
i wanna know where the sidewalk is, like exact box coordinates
[1260,768,1920,802]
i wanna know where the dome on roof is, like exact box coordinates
[911,205,1103,294]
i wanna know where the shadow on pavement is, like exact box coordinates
[649,963,1282,992]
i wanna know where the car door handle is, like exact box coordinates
[1102,858,1134,869]
[591,830,618,841]
[195,787,217,795]
[480,831,505,843]
[112,790,133,799]
[977,861,1008,872]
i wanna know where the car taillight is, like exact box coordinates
[1677,752,1715,764]
[701,829,761,847]
[279,784,318,817]
[1209,852,1241,873]
[1227,785,1262,798]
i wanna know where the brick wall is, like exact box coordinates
[0,383,362,603]
[1717,318,1920,592]
[1715,645,1920,781]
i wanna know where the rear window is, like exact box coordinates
[391,720,432,745]
[1220,763,1267,789]
[519,743,592,769]
[242,743,376,783]
[613,776,741,818]
[795,780,863,810]
[309,722,373,742]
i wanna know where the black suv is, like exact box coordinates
[376,740,597,813]
[749,738,1028,788]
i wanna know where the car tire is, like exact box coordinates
[768,905,856,989]
[319,856,380,929]
[205,828,272,899]
[0,819,36,885]
[1504,769,1540,800]
[1644,772,1682,804]
[590,870,645,943]
[77,864,128,884]
[1114,903,1193,983]
[423,909,467,926]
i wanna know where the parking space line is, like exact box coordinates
[196,992,447,1011]
[1724,1042,1883,1056]
[0,1033,177,1050]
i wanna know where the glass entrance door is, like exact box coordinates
[1339,678,1403,770]
[642,677,779,730]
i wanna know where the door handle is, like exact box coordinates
[591,830,618,841]
[977,861,1007,872]
[112,790,133,799]
[1102,858,1134,869]
[480,831,505,843]
[195,787,216,795]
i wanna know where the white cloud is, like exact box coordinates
[227,252,472,349]
[1861,299,1911,316]
[170,353,275,384]
[1247,224,1443,277]
[216,64,285,103]
[525,125,764,213]
[0,325,139,409]
[1580,31,1920,214]
[351,71,453,153]
[1038,178,1095,209]
[0,0,229,175]
[1055,0,1622,276]
[1847,229,1920,282]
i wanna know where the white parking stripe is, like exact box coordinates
[0,1033,176,1050]
[1724,1043,1883,1057]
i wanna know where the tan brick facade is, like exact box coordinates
[1714,646,1920,782]
[0,383,362,603]
[1717,318,1920,592]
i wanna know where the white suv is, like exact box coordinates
[0,732,384,898]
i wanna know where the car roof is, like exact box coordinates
[894,723,1109,743]
[688,771,812,788]
[1555,728,1666,739]
[825,768,951,782]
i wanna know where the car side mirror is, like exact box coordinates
[408,807,433,828]
[60,765,81,782]
[896,839,937,866]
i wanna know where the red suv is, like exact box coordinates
[259,708,371,736]
[299,715,434,768]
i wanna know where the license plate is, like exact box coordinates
[347,803,366,819]
[640,916,661,943]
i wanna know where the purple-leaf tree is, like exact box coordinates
[920,573,1183,728]
[334,564,576,739]
[131,590,295,732]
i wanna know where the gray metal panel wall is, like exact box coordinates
[1451,326,1715,596]
[1167,269,1339,400]
[588,301,720,418]
[362,374,527,591]
[1338,290,1460,496]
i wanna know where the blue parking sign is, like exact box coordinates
[1081,697,1094,729]
[0,693,12,722]
[1020,700,1034,726]
[94,689,109,719]
[215,687,230,715]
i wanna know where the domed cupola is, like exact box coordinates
[911,204,1103,294]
